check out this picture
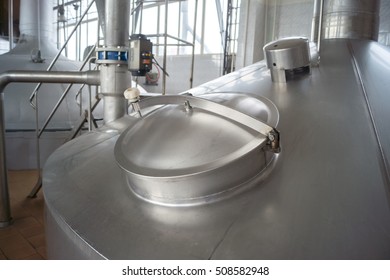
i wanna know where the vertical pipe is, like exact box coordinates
[57,0,60,49]
[230,0,239,73]
[100,0,131,123]
[157,4,160,55]
[177,1,182,55]
[317,0,324,53]
[200,0,205,55]
[75,4,79,61]
[223,0,231,74]
[162,0,168,95]
[272,0,278,40]
[322,0,380,40]
[190,0,198,88]
[0,92,12,228]
[37,0,41,51]
[104,0,129,47]
[8,0,14,50]
[139,2,143,34]
[264,0,268,44]
[79,1,82,61]
[19,0,52,39]
[311,0,320,42]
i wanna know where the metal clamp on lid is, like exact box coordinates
[137,95,281,153]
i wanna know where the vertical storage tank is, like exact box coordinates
[0,0,85,169]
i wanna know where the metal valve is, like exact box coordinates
[124,87,142,117]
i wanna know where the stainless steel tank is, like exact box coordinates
[42,0,390,259]
[43,38,390,259]
[0,0,87,169]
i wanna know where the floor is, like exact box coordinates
[0,170,46,260]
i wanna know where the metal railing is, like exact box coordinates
[29,0,96,109]
[37,45,97,138]
[27,0,99,198]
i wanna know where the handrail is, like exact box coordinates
[29,0,96,108]
[0,70,101,212]
[37,44,97,138]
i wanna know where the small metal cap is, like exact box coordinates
[264,37,310,83]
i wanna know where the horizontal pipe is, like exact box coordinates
[0,70,101,93]
[0,70,100,228]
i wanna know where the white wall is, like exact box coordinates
[139,53,223,94]
[236,0,314,69]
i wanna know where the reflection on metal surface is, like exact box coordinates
[43,39,390,259]
[322,0,380,40]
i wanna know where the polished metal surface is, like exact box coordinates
[0,70,100,93]
[311,0,324,52]
[311,0,321,43]
[100,65,130,123]
[115,94,279,206]
[322,0,380,40]
[44,39,390,259]
[104,0,130,48]
[264,37,310,82]
[19,0,52,39]
[99,0,131,123]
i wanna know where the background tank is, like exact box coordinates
[0,0,90,169]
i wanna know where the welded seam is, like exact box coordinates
[347,40,390,192]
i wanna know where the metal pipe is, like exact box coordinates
[317,0,324,53]
[163,0,169,95]
[190,0,198,88]
[0,70,100,228]
[1,71,100,93]
[99,0,130,123]
[0,91,11,227]
[311,0,321,43]
[322,0,380,40]
[105,0,129,47]
[8,0,14,51]
[19,0,52,39]
[29,0,96,107]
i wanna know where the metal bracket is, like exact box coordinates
[267,129,281,153]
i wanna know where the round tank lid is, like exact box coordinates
[115,93,279,206]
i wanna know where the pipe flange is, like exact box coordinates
[96,47,128,65]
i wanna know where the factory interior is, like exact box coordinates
[1,0,390,260]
